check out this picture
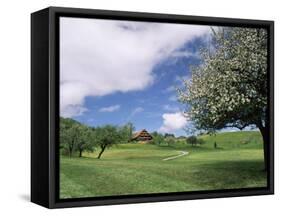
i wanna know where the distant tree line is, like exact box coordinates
[60,117,208,159]
[149,131,204,147]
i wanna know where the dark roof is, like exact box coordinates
[131,129,152,140]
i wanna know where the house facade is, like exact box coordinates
[131,129,153,142]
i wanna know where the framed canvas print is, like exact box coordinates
[31,7,274,208]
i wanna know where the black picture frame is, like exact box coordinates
[31,6,274,209]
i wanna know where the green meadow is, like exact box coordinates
[60,131,267,199]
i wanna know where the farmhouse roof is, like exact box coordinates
[131,129,152,140]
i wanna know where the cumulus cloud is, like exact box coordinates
[99,104,120,112]
[127,107,144,120]
[61,104,88,118]
[159,112,187,133]
[60,17,210,117]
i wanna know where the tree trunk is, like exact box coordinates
[214,133,217,149]
[258,125,269,171]
[69,147,72,158]
[79,149,82,157]
[97,146,106,159]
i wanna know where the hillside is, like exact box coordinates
[199,131,262,149]
[60,130,266,198]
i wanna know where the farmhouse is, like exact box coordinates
[131,129,153,142]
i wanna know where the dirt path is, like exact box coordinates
[162,151,189,161]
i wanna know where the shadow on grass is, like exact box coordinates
[189,160,267,189]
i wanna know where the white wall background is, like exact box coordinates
[0,0,279,214]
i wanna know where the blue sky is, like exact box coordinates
[60,17,211,136]
[72,39,205,136]
[60,18,257,136]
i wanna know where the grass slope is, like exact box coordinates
[60,131,266,199]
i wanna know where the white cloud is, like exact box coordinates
[60,17,210,117]
[170,50,199,59]
[159,112,187,133]
[99,104,120,112]
[60,104,88,118]
[162,85,176,93]
[132,107,144,114]
[163,104,180,112]
[131,107,144,117]
[126,107,144,121]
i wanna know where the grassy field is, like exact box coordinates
[60,131,267,199]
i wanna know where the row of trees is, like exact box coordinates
[60,118,206,159]
[60,118,135,158]
[150,131,204,147]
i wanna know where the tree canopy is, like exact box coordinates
[94,125,121,159]
[178,27,268,169]
[60,118,95,157]
[179,27,267,132]
[150,132,165,146]
[60,118,137,159]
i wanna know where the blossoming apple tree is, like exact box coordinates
[178,27,268,169]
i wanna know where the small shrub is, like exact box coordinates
[165,137,176,146]
[186,136,204,147]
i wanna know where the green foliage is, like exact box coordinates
[197,138,205,145]
[94,125,121,159]
[75,125,95,157]
[164,133,175,138]
[186,135,205,147]
[186,136,198,146]
[177,136,186,140]
[60,117,95,157]
[150,132,165,145]
[199,131,262,149]
[165,137,176,146]
[60,131,265,199]
[60,118,136,158]
[178,27,268,133]
[118,122,135,143]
